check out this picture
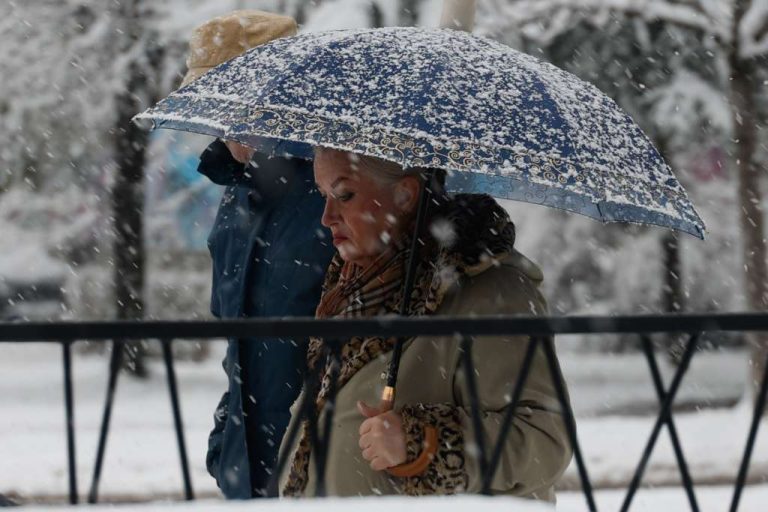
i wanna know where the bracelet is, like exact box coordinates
[386,425,438,477]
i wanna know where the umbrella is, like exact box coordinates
[135,27,704,239]
[135,26,705,410]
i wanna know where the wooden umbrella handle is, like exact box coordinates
[378,386,438,477]
[387,426,439,478]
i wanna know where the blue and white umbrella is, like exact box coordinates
[136,27,705,238]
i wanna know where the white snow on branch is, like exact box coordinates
[647,68,732,139]
[491,0,729,43]
[301,0,398,32]
[740,0,768,58]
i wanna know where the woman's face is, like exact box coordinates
[314,148,419,268]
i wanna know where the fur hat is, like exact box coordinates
[181,10,297,87]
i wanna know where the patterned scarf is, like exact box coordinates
[282,194,516,496]
[314,243,407,320]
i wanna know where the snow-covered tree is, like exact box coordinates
[0,0,282,370]
[481,0,768,385]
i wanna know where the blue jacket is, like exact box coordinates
[200,140,334,498]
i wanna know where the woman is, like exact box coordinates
[279,147,572,500]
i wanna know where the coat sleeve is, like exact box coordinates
[398,266,573,497]
[197,140,303,204]
[198,140,250,186]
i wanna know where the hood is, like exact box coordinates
[503,248,544,286]
[428,193,543,288]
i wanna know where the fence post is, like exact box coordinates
[542,338,597,512]
[483,336,539,493]
[267,343,326,498]
[729,350,768,512]
[459,336,489,486]
[161,338,194,500]
[620,333,699,512]
[88,340,124,504]
[62,340,78,504]
[640,336,699,511]
[314,340,341,497]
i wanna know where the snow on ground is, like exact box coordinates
[1,343,224,501]
[558,341,748,417]
[9,487,768,512]
[13,496,554,512]
[1,341,766,505]
[558,484,768,512]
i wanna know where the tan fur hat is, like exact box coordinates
[181,10,297,87]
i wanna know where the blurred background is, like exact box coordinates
[1,0,767,508]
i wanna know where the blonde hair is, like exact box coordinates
[316,147,446,190]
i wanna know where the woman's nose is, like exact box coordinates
[321,199,337,228]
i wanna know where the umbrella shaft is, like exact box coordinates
[382,171,434,406]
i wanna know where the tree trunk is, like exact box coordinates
[439,0,476,31]
[295,2,307,25]
[661,231,682,314]
[656,138,686,362]
[369,2,384,28]
[731,0,768,403]
[399,0,419,26]
[110,0,152,377]
[662,230,687,361]
[111,59,149,377]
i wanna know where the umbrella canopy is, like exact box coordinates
[136,27,705,238]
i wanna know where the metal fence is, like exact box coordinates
[2,313,768,512]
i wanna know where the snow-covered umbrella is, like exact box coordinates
[135,26,705,411]
[135,27,705,238]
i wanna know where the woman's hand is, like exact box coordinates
[357,400,407,471]
[224,140,255,164]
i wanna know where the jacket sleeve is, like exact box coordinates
[197,140,302,204]
[198,140,251,187]
[398,267,573,497]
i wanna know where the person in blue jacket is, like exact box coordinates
[182,11,335,498]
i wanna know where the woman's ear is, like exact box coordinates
[393,176,421,214]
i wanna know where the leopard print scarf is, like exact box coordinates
[282,193,516,496]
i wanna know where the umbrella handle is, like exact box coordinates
[387,425,439,477]
[378,386,438,478]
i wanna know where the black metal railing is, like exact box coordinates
[2,313,768,512]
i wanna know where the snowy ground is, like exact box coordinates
[1,341,766,508]
[11,488,768,512]
[13,496,556,512]
[558,485,768,511]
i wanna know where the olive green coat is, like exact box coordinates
[279,250,572,501]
